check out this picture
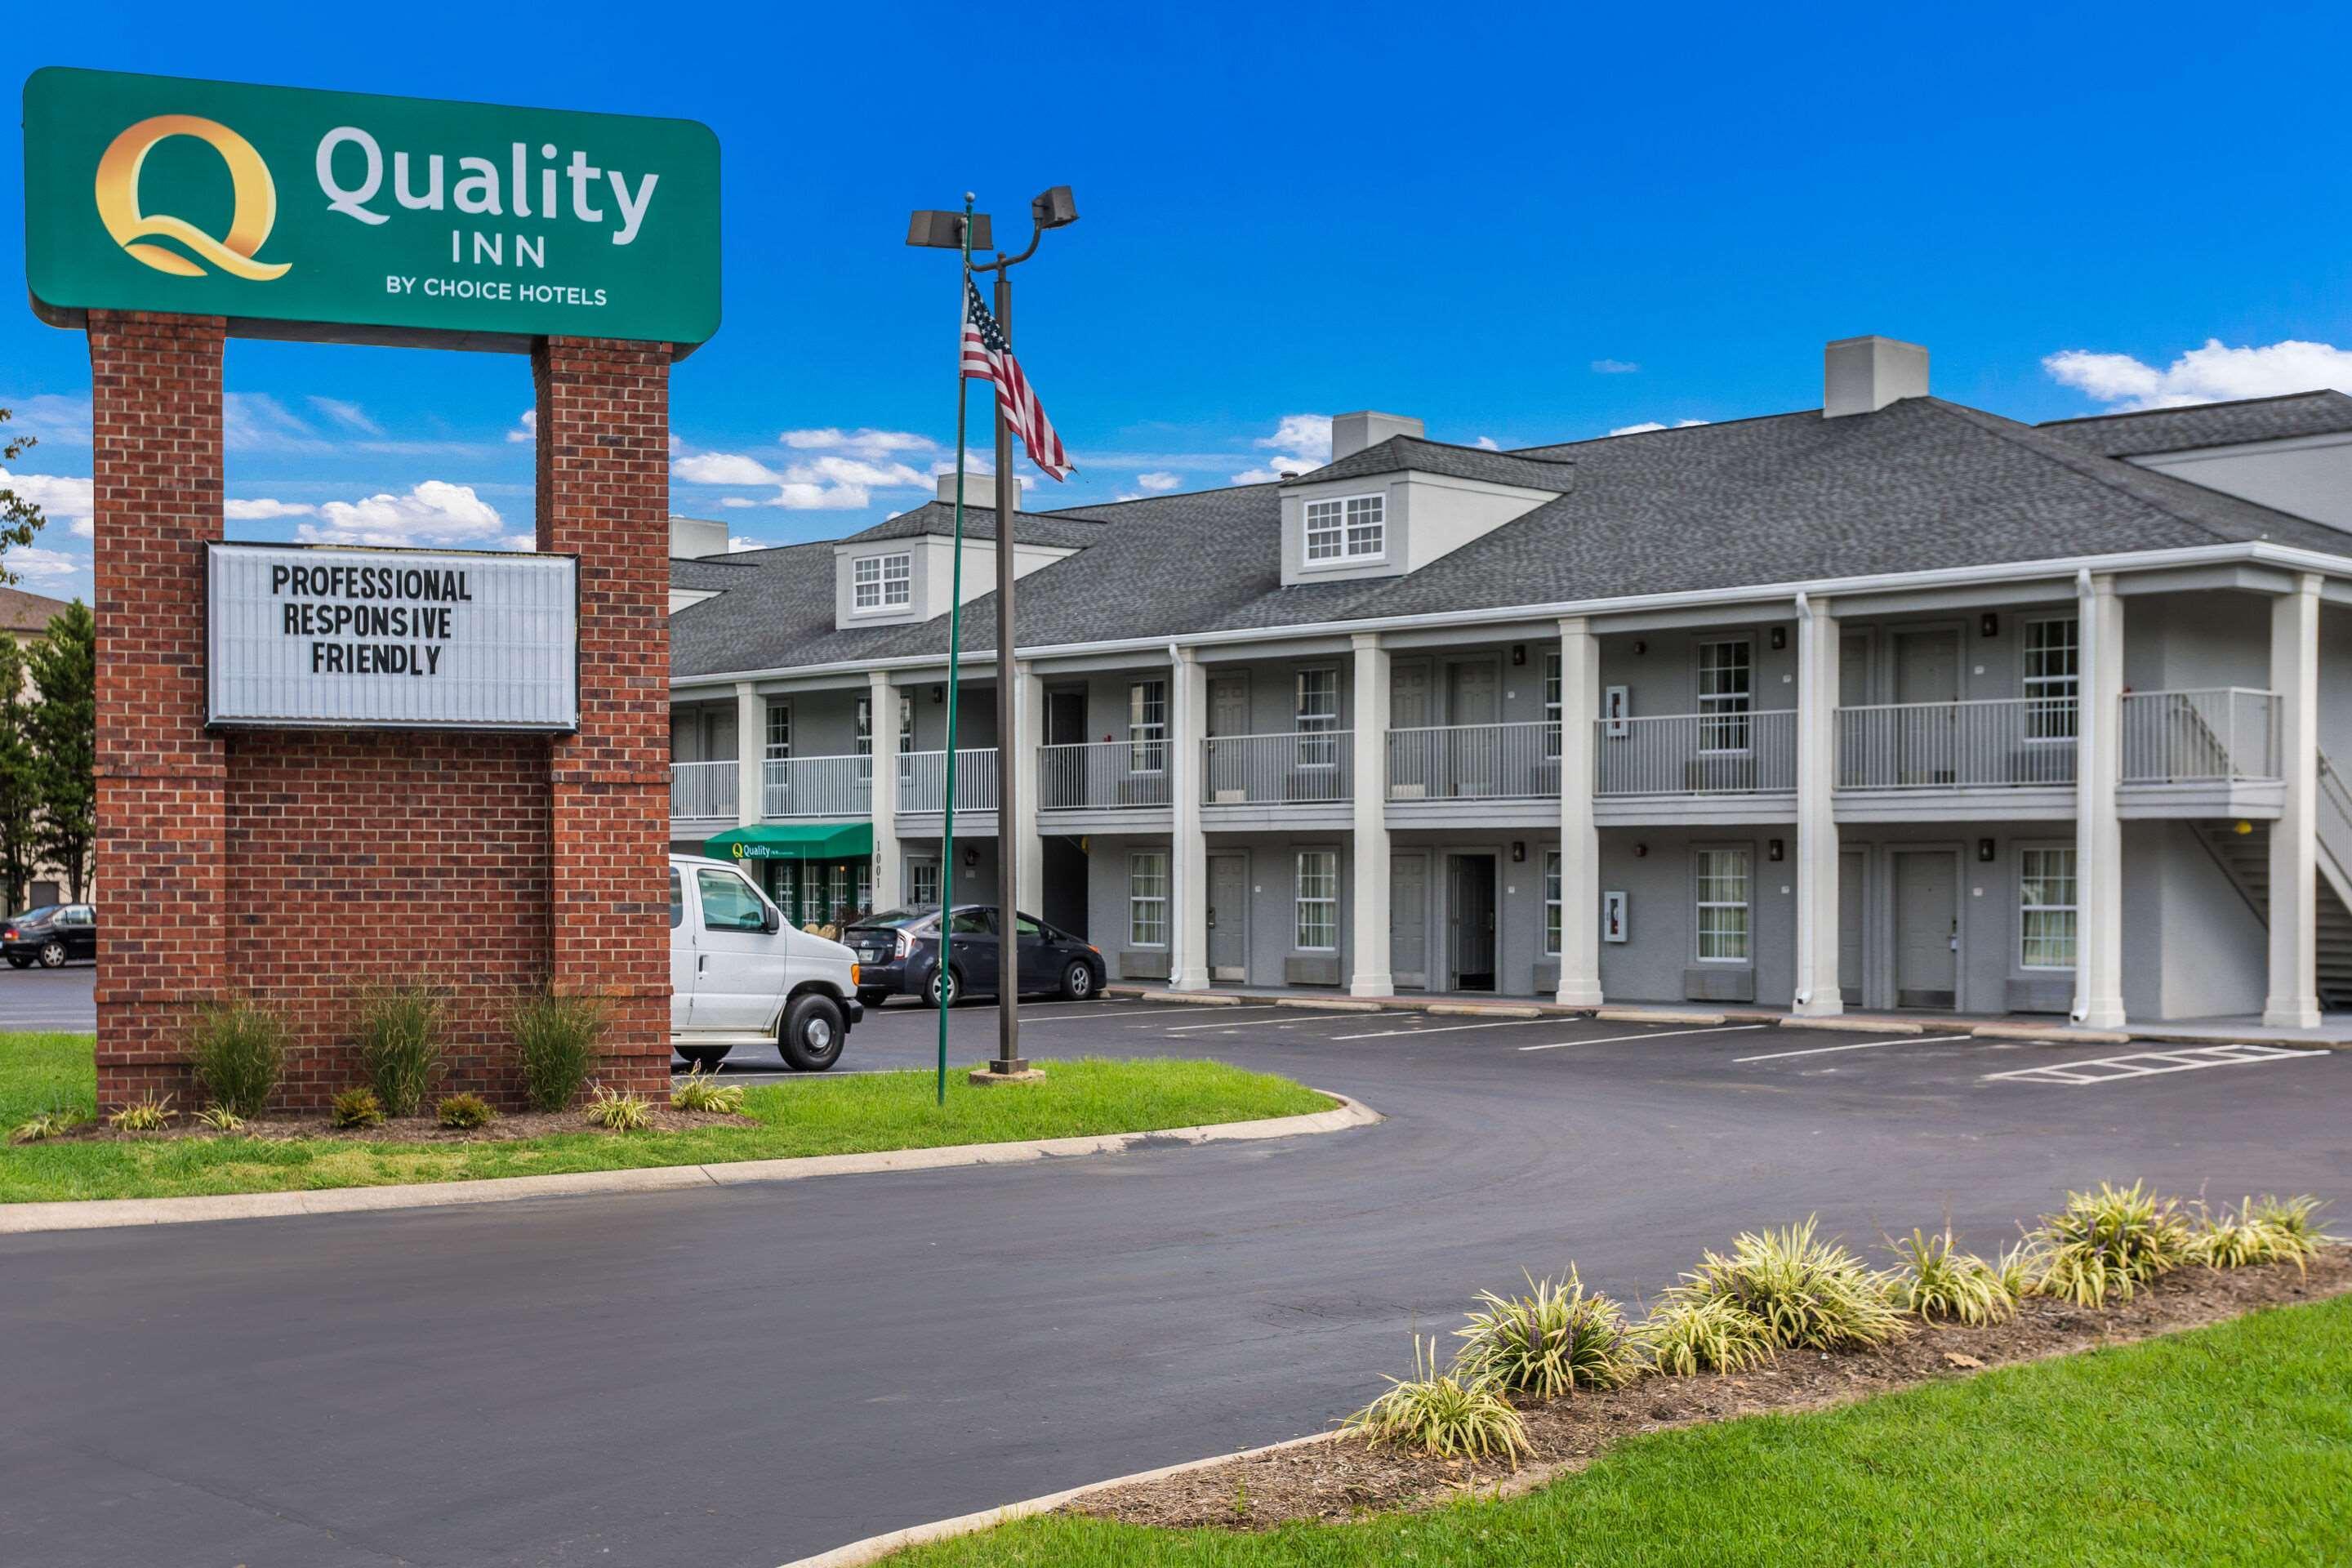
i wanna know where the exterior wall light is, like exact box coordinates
[1980,612,1999,638]
[1977,837,1998,862]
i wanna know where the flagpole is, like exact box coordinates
[937,193,976,1107]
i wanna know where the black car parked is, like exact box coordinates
[2,903,96,969]
[841,905,1105,1009]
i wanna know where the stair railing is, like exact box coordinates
[2318,751,2352,882]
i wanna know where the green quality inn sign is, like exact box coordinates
[22,68,719,348]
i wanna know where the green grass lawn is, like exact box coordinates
[901,1292,2352,1568]
[0,1033,1331,1203]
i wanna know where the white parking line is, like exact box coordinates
[1735,1033,1973,1063]
[1021,1007,1218,1023]
[1332,1015,1575,1041]
[1984,1044,2314,1085]
[1518,1023,1769,1052]
[1154,1005,1312,1032]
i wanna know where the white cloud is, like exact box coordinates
[309,396,381,435]
[1472,436,1501,451]
[780,427,936,457]
[0,468,94,523]
[223,392,327,453]
[2043,338,2352,412]
[224,497,318,521]
[1591,359,1640,375]
[719,496,758,509]
[71,517,92,539]
[294,481,513,548]
[2,394,93,447]
[3,545,87,583]
[1232,413,1333,484]
[675,451,786,486]
[1135,470,1181,492]
[728,535,767,552]
[1607,418,1711,437]
[507,409,537,443]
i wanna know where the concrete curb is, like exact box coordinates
[1129,990,1241,1006]
[0,1094,1381,1236]
[1276,997,1383,1013]
[1595,1007,1724,1025]
[1776,1016,1927,1036]
[1971,1022,2132,1045]
[776,1431,1339,1568]
[1428,1003,1543,1019]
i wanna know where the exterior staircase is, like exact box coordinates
[2196,814,2352,1011]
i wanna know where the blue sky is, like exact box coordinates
[7,0,2352,599]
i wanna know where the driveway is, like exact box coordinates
[3,998,2347,1567]
[0,962,96,1032]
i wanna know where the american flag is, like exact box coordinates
[961,275,1073,482]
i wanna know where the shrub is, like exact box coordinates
[2189,1195,2331,1271]
[2029,1181,2194,1306]
[193,1104,247,1134]
[434,1093,497,1130]
[583,1084,653,1131]
[670,1067,746,1115]
[108,1093,176,1132]
[188,999,287,1118]
[1636,1294,1778,1376]
[511,991,606,1112]
[1883,1227,2018,1325]
[1339,1337,1527,1463]
[9,1108,81,1143]
[1454,1267,1642,1399]
[330,1088,386,1129]
[1661,1218,1909,1352]
[352,984,447,1117]
[1993,1241,2041,1303]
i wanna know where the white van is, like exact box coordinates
[670,854,865,1072]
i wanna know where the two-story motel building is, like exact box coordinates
[670,338,2352,1029]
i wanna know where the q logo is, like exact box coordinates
[730,842,746,860]
[93,114,292,282]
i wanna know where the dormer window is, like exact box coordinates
[1304,495,1384,564]
[853,552,911,612]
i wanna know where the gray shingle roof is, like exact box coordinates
[1287,435,1576,492]
[842,501,1114,550]
[2038,390,2352,457]
[672,394,2352,679]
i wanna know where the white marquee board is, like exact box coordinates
[207,544,578,731]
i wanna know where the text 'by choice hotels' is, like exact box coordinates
[271,561,474,677]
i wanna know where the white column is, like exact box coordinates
[1348,634,1393,997]
[2265,573,2322,1028]
[2072,572,2126,1029]
[1791,594,1844,1016]
[1013,661,1045,915]
[1556,617,1604,1006]
[734,681,763,828]
[868,670,900,909]
[1169,648,1210,991]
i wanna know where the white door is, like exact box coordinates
[669,865,695,1031]
[1391,852,1429,989]
[1893,850,1959,1009]
[1208,853,1250,981]
[693,864,782,1032]
[1390,663,1432,796]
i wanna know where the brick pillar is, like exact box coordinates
[90,311,229,1108]
[533,336,674,1095]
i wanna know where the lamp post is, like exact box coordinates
[906,186,1078,1083]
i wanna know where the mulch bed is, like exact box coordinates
[1070,1250,2352,1531]
[50,1104,753,1144]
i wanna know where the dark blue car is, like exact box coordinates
[841,905,1104,1009]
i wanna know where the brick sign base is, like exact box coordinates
[90,312,670,1111]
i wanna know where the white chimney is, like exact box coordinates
[1330,410,1425,462]
[1823,336,1928,417]
[667,514,728,559]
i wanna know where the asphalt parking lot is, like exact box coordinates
[0,963,97,1032]
[6,992,2347,1567]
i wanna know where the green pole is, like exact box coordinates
[937,194,976,1107]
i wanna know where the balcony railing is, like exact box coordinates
[898,748,1000,814]
[2119,688,2279,783]
[1388,721,1561,801]
[670,760,738,819]
[762,754,871,818]
[1037,739,1172,812]
[1204,730,1352,805]
[1595,710,1796,796]
[1838,697,2078,790]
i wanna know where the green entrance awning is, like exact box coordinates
[703,822,874,862]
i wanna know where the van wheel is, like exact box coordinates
[781,993,846,1071]
[1059,961,1097,1000]
[677,1046,731,1073]
[858,988,889,1009]
[924,968,961,1009]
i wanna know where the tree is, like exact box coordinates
[28,602,93,901]
[0,635,40,913]
[0,407,48,587]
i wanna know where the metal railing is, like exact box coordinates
[898,748,1000,814]
[2119,688,2279,783]
[1386,721,1561,801]
[761,754,871,818]
[670,760,738,818]
[1837,697,2078,790]
[2320,751,2352,876]
[1037,739,1172,811]
[1203,729,1352,805]
[1594,710,1796,795]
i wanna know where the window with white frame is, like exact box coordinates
[852,552,911,612]
[1544,651,1563,759]
[2019,846,2078,969]
[2023,617,2079,741]
[1696,639,1753,753]
[853,696,874,779]
[1695,846,1752,963]
[1129,679,1169,773]
[907,857,941,910]
[1303,495,1385,564]
[1295,849,1339,950]
[1544,850,1562,956]
[1129,851,1169,947]
[764,701,791,760]
[1296,667,1339,768]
